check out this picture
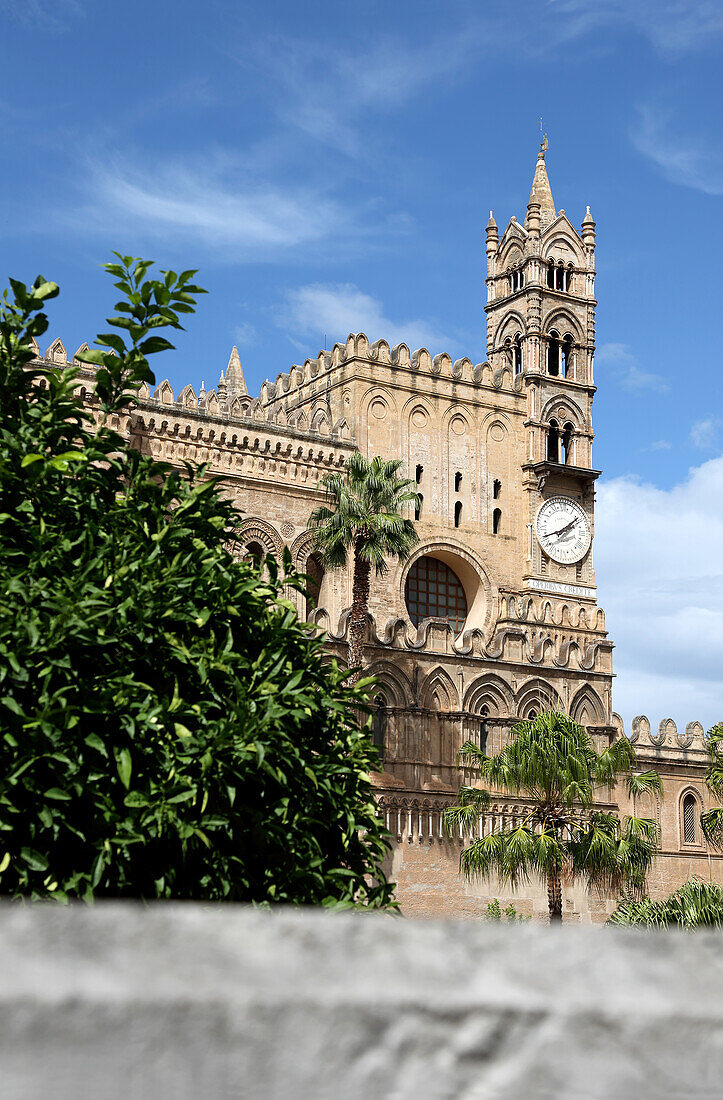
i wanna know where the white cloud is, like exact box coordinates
[64,155,398,262]
[595,457,723,731]
[596,342,668,392]
[691,417,722,449]
[281,283,456,354]
[632,104,723,196]
[648,439,672,452]
[233,322,257,346]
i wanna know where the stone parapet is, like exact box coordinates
[1,904,722,1099]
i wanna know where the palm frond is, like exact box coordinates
[626,769,664,802]
[701,807,723,849]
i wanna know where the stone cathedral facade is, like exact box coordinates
[41,147,722,920]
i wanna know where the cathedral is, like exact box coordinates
[43,145,722,920]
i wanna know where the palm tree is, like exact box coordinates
[443,711,662,923]
[701,723,723,847]
[307,453,421,682]
[608,878,723,929]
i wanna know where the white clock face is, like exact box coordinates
[536,497,591,564]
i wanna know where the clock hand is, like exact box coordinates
[546,516,576,537]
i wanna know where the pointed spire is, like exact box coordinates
[225,345,247,395]
[526,141,556,229]
[486,210,497,230]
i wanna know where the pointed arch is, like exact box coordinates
[419,667,459,713]
[542,308,583,342]
[365,661,413,708]
[569,685,606,727]
[463,674,514,717]
[493,310,527,349]
[515,678,562,720]
[311,406,331,435]
[540,394,584,428]
[46,338,67,365]
[679,787,703,847]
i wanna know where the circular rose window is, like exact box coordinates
[405,556,468,632]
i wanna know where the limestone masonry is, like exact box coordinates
[38,146,722,920]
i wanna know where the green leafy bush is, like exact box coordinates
[0,259,394,907]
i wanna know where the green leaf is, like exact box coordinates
[116,748,132,790]
[20,848,49,872]
[44,788,72,801]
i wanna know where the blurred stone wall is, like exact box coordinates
[1,904,719,1099]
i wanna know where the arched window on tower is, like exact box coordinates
[548,331,560,376]
[562,334,574,377]
[513,332,523,374]
[454,471,462,493]
[492,508,502,534]
[682,793,697,845]
[416,464,424,484]
[371,693,387,761]
[547,419,561,463]
[555,263,565,291]
[509,267,524,293]
[566,264,574,292]
[547,262,555,288]
[562,422,574,465]
[415,494,423,521]
[454,501,462,528]
[493,479,502,499]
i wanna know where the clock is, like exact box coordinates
[535,496,591,564]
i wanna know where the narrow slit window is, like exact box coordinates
[454,501,462,528]
[454,472,462,493]
[493,479,502,499]
[416,464,423,484]
[415,494,423,521]
[492,508,502,534]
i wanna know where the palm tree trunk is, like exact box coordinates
[547,868,563,923]
[348,536,370,684]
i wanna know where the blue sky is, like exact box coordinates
[2,0,723,728]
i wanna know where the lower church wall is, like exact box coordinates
[384,824,723,924]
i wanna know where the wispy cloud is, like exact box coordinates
[596,456,723,729]
[233,321,257,347]
[63,155,401,262]
[280,282,458,355]
[549,0,723,56]
[0,0,81,29]
[237,30,482,158]
[597,342,668,392]
[632,104,723,195]
[691,417,721,449]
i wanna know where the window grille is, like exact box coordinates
[405,557,467,631]
[682,794,697,844]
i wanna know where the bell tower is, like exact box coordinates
[485,140,601,599]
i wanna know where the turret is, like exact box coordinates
[485,211,498,278]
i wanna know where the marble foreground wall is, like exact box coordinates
[1,904,720,1100]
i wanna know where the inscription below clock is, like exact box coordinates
[535,496,591,565]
